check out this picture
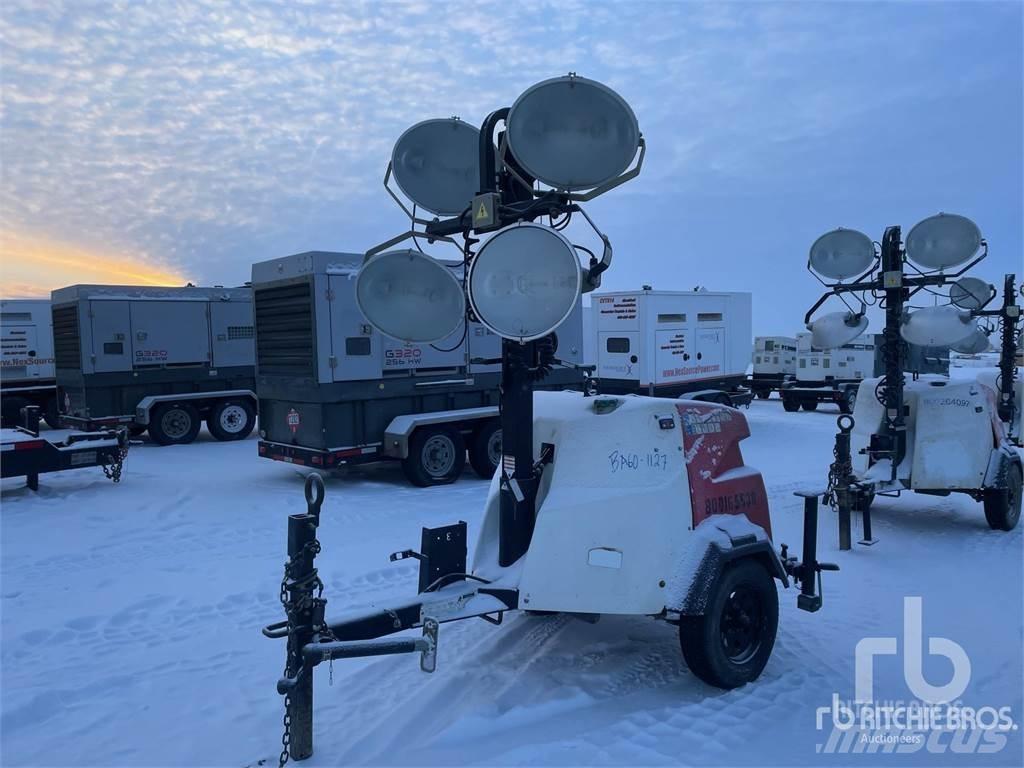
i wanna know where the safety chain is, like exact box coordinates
[102,443,129,483]
[276,536,328,768]
[823,439,852,510]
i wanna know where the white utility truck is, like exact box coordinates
[591,287,753,406]
[1,299,59,427]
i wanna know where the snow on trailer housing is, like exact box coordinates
[50,284,257,445]
[780,331,949,413]
[250,251,585,486]
[1,299,59,427]
[592,288,754,405]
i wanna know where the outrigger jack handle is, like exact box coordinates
[782,491,839,612]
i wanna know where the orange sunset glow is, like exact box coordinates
[0,230,187,297]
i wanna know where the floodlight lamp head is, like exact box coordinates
[904,212,983,272]
[807,228,876,281]
[949,328,990,355]
[899,305,975,347]
[506,74,640,192]
[355,249,465,344]
[806,310,868,349]
[949,276,992,310]
[467,222,581,342]
[391,118,481,216]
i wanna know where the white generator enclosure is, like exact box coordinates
[975,369,1022,445]
[796,331,877,383]
[851,376,1009,490]
[753,336,797,377]
[470,391,777,615]
[1,300,54,382]
[592,289,752,396]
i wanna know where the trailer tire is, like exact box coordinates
[208,399,256,442]
[801,400,818,412]
[1,396,30,427]
[756,391,770,400]
[838,386,858,415]
[403,425,466,487]
[984,462,1022,532]
[679,559,778,689]
[468,419,501,479]
[149,403,201,446]
[782,396,800,413]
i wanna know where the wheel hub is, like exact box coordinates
[161,409,191,439]
[219,405,247,433]
[720,586,764,664]
[422,435,455,477]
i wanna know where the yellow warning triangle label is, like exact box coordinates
[475,202,488,220]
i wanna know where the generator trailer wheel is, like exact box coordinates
[402,425,466,487]
[802,400,819,412]
[679,559,779,689]
[208,399,256,442]
[149,402,201,445]
[782,397,800,413]
[468,419,502,479]
[984,461,1022,532]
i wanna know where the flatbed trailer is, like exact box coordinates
[1,406,127,490]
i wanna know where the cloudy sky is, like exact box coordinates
[1,0,1021,334]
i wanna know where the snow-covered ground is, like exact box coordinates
[2,386,1022,766]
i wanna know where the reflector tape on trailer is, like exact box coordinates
[0,444,13,452]
[13,440,45,451]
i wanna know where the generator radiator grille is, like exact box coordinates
[254,282,314,375]
[52,304,81,369]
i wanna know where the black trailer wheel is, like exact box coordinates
[1,396,30,427]
[679,559,779,689]
[468,419,501,479]
[43,396,61,429]
[403,425,466,487]
[756,391,770,400]
[838,387,857,415]
[782,396,800,413]
[149,403,201,446]
[801,400,818,411]
[208,399,256,442]
[984,462,1022,532]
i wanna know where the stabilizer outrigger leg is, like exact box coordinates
[781,491,839,613]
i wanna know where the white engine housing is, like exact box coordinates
[850,375,1009,490]
[471,391,779,616]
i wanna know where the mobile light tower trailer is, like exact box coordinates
[251,251,585,486]
[1,299,59,427]
[803,216,1021,550]
[51,285,257,445]
[780,332,948,414]
[592,288,755,406]
[262,74,835,765]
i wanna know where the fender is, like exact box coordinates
[675,532,786,618]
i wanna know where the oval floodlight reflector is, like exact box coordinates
[806,311,869,349]
[506,75,640,191]
[467,222,581,342]
[808,228,875,281]
[905,212,982,271]
[899,305,975,348]
[355,250,465,343]
[949,276,991,310]
[950,328,990,355]
[391,118,481,216]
